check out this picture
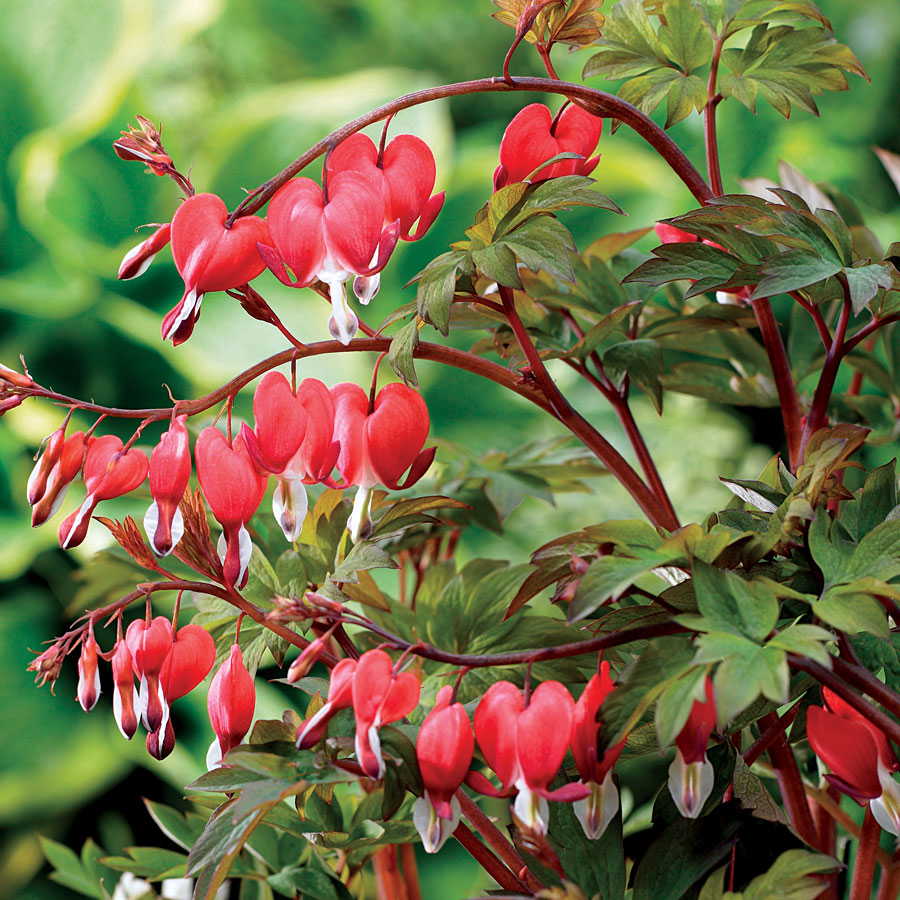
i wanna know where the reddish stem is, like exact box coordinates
[373,846,407,900]
[761,713,819,847]
[398,843,422,900]
[832,654,900,719]
[453,823,528,894]
[704,37,725,196]
[800,294,851,459]
[876,852,900,900]
[744,702,800,766]
[457,791,544,893]
[751,297,803,470]
[498,285,679,530]
[226,75,712,225]
[850,810,881,900]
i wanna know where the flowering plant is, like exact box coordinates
[7,1,900,898]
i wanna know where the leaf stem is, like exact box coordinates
[704,36,725,196]
[750,297,803,470]
[498,286,679,530]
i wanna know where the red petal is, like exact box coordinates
[161,624,216,701]
[195,427,267,526]
[402,191,445,242]
[572,663,617,782]
[380,670,421,723]
[417,693,474,805]
[291,378,336,481]
[807,706,882,798]
[675,676,716,764]
[252,372,308,473]
[332,382,372,487]
[382,135,437,235]
[351,649,394,726]
[550,103,602,179]
[125,616,174,676]
[325,132,379,179]
[323,171,385,274]
[171,193,269,293]
[366,383,430,489]
[149,415,192,504]
[498,103,559,185]
[655,223,698,244]
[208,644,256,756]
[474,681,524,789]
[266,179,327,285]
[517,681,575,791]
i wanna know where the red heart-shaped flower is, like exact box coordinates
[161,624,216,701]
[170,193,270,294]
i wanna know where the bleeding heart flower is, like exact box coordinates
[77,627,101,712]
[31,431,87,527]
[195,427,268,588]
[145,415,192,556]
[111,638,141,740]
[258,172,400,344]
[126,616,174,734]
[270,378,338,542]
[163,193,270,345]
[668,676,717,819]
[570,662,626,840]
[206,643,256,768]
[494,102,602,190]
[473,680,587,834]
[414,685,473,853]
[118,223,172,280]
[332,382,434,539]
[325,131,444,302]
[351,649,420,779]
[241,372,309,475]
[59,435,149,549]
[161,624,216,701]
[295,657,357,749]
[808,689,900,836]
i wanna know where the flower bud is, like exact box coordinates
[76,628,102,712]
[145,415,192,556]
[295,657,357,749]
[31,431,87,526]
[287,633,331,684]
[0,363,34,388]
[118,223,172,280]
[206,644,256,768]
[111,639,140,740]
[147,719,176,761]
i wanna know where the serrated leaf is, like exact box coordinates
[413,250,470,335]
[331,542,398,584]
[843,263,894,315]
[750,249,842,299]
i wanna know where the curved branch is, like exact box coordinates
[19,338,554,421]
[226,75,712,224]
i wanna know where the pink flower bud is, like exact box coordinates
[76,629,102,712]
[195,427,267,587]
[31,431,87,526]
[206,644,256,768]
[118,223,172,280]
[111,639,140,740]
[0,363,33,388]
[295,657,357,749]
[145,415,192,556]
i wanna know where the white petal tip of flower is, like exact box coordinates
[668,752,714,819]
[573,773,619,840]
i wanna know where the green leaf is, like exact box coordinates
[750,249,842,299]
[516,175,623,218]
[504,215,578,282]
[625,242,742,296]
[844,519,900,582]
[413,250,470,335]
[102,847,187,880]
[659,0,713,71]
[41,837,103,898]
[268,867,353,900]
[471,242,521,287]
[388,319,420,386]
[691,561,779,642]
[603,338,665,412]
[655,666,707,747]
[854,460,898,538]
[814,585,889,638]
[331,541,398,584]
[632,807,743,900]
[843,263,895,315]
[569,549,672,622]
[548,803,626,900]
[743,849,840,899]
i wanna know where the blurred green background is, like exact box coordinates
[0,1,897,897]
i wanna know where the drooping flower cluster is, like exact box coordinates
[116,131,443,346]
[807,688,900,836]
[76,615,218,760]
[26,375,432,586]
